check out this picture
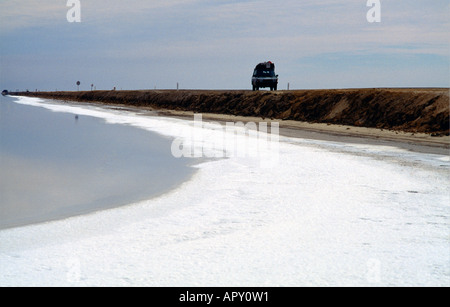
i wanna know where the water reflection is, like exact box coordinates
[0,95,196,229]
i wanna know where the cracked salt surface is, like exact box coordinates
[0,96,448,286]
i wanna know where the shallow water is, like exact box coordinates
[0,95,195,229]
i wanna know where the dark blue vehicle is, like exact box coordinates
[252,61,278,91]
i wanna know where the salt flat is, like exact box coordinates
[0,96,448,286]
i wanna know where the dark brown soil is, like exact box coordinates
[12,88,449,135]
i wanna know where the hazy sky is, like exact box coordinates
[1,0,449,91]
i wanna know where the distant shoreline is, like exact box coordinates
[157,109,450,156]
[10,88,449,154]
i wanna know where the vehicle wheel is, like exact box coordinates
[274,85,277,91]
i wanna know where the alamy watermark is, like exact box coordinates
[171,115,280,168]
[67,0,81,23]
[66,1,380,24]
[366,0,381,23]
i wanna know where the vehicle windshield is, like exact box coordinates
[254,69,275,77]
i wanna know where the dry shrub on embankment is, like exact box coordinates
[15,88,449,135]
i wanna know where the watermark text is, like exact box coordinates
[367,0,381,23]
[171,114,280,168]
[67,0,81,23]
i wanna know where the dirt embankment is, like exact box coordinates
[12,88,449,135]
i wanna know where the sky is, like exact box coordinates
[0,0,449,91]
